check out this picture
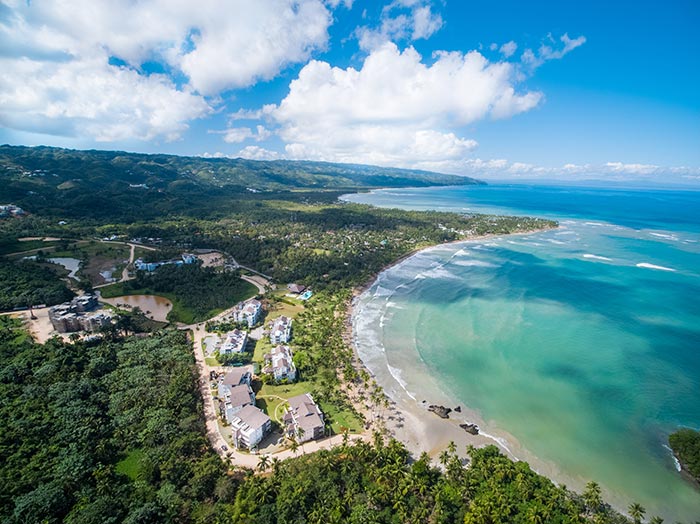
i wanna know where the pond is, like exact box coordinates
[100,294,173,322]
[47,257,81,281]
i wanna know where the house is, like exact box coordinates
[219,329,248,355]
[219,384,256,421]
[263,345,296,381]
[287,283,306,294]
[269,315,292,344]
[232,298,262,327]
[283,393,325,442]
[230,405,272,450]
[219,367,252,389]
[218,367,256,422]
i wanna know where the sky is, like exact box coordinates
[1,0,698,183]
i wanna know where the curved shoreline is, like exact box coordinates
[345,227,569,467]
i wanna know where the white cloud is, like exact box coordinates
[267,42,540,167]
[237,146,282,160]
[220,128,255,144]
[0,56,211,141]
[500,41,518,58]
[356,0,443,50]
[604,162,659,175]
[0,0,335,140]
[521,33,586,69]
[423,158,700,183]
[178,1,332,95]
[217,125,272,143]
[411,6,443,40]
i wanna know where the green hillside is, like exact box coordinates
[0,145,481,221]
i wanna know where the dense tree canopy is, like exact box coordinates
[0,258,74,310]
[669,428,700,482]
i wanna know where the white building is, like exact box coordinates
[283,393,325,442]
[230,405,272,450]
[233,298,262,327]
[269,316,292,344]
[219,329,248,355]
[219,384,255,421]
[263,345,296,381]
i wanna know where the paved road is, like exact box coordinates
[185,301,370,471]
[94,241,156,289]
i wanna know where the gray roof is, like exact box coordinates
[235,405,270,430]
[287,393,324,434]
[221,366,253,387]
[227,384,254,408]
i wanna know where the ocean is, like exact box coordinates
[344,184,700,521]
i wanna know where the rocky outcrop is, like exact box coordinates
[460,423,479,435]
[428,405,451,419]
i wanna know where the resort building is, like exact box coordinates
[263,345,297,381]
[230,405,272,450]
[283,393,325,442]
[269,315,292,344]
[48,295,112,333]
[134,252,197,272]
[219,384,256,421]
[219,329,248,355]
[218,367,256,422]
[219,367,252,389]
[232,298,262,327]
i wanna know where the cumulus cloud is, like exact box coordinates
[499,41,518,58]
[356,0,443,50]
[0,0,334,140]
[236,146,283,160]
[214,125,272,144]
[264,42,540,167]
[0,56,211,141]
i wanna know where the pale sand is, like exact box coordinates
[345,228,592,492]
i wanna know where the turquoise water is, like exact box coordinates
[345,185,700,521]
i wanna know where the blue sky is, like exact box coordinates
[1,0,698,183]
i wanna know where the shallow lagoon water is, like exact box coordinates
[346,185,700,521]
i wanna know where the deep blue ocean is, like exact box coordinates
[345,184,700,521]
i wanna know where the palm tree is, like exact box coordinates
[438,449,450,468]
[289,437,299,456]
[649,517,663,524]
[257,454,270,472]
[583,481,602,515]
[447,440,457,456]
[628,502,646,524]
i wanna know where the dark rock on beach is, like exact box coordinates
[460,423,479,435]
[454,406,461,413]
[428,405,451,419]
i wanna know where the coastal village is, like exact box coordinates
[2,235,489,470]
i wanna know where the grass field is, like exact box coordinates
[320,401,363,434]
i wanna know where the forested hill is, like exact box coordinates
[0,145,481,219]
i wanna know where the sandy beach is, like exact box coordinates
[343,228,588,488]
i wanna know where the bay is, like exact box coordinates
[345,184,700,521]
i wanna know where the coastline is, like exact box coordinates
[343,226,567,466]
